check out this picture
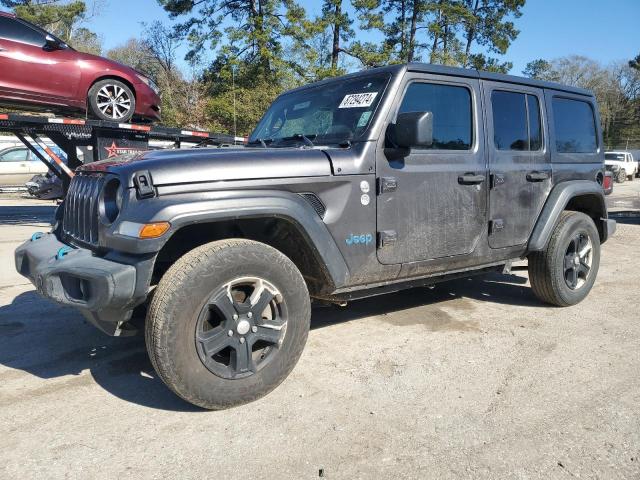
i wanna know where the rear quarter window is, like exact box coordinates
[552,97,598,153]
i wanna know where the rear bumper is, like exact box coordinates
[15,233,147,335]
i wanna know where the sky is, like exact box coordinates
[5,0,640,75]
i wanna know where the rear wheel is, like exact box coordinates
[528,211,600,307]
[145,239,311,410]
[88,79,135,122]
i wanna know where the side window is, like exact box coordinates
[552,97,597,153]
[0,148,29,162]
[0,17,46,46]
[491,90,542,151]
[398,82,472,150]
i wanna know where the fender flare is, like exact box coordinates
[111,190,350,288]
[528,180,609,252]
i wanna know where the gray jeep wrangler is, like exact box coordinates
[15,63,615,409]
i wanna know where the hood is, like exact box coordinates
[80,147,333,187]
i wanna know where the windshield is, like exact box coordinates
[605,153,625,160]
[248,72,391,147]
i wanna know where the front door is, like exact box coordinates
[0,16,80,104]
[376,74,487,265]
[482,82,551,248]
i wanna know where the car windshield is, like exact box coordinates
[248,72,391,147]
[605,153,625,160]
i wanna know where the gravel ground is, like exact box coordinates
[0,186,639,480]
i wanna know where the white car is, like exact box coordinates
[605,151,637,183]
[0,146,58,186]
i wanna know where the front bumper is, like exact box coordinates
[15,233,144,336]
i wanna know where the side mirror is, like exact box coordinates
[394,111,433,148]
[44,34,62,50]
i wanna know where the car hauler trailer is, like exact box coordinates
[0,112,241,191]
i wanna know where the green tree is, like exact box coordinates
[351,0,426,64]
[522,58,553,79]
[321,0,354,72]
[159,0,307,79]
[459,0,524,68]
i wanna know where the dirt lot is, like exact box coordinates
[1,184,639,480]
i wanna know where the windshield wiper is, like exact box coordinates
[274,133,316,148]
[247,138,273,148]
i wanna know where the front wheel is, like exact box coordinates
[88,79,136,122]
[145,239,311,410]
[616,169,627,183]
[528,211,600,307]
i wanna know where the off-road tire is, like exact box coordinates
[145,239,311,410]
[628,173,634,181]
[528,211,600,307]
[616,169,627,183]
[88,79,136,122]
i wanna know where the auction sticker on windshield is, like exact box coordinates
[339,92,378,108]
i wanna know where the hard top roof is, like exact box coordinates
[285,62,593,98]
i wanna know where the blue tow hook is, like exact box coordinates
[31,232,44,241]
[56,246,73,260]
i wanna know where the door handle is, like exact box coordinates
[458,173,485,185]
[526,171,549,182]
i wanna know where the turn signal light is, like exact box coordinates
[139,222,170,239]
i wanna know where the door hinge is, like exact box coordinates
[489,219,504,234]
[490,173,505,189]
[378,177,397,194]
[378,230,397,248]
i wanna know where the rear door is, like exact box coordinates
[482,82,551,248]
[376,73,487,264]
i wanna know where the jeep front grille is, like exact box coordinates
[63,174,105,247]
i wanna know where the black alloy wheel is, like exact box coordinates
[562,232,593,290]
[195,277,287,379]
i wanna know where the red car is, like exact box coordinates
[0,11,161,122]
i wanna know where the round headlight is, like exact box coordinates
[101,178,122,224]
[115,184,125,211]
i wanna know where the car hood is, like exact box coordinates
[79,147,333,187]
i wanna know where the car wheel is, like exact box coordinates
[616,169,627,183]
[145,239,311,410]
[628,173,634,181]
[528,211,600,307]
[88,79,136,122]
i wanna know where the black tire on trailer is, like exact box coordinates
[87,79,136,122]
[528,211,600,307]
[145,239,311,410]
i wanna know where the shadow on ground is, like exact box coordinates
[0,205,56,226]
[0,272,538,411]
